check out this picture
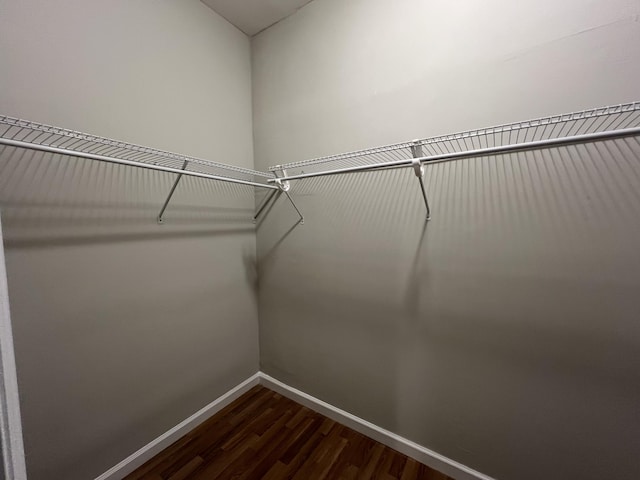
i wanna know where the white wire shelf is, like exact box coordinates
[269,101,640,179]
[267,101,640,222]
[0,115,275,188]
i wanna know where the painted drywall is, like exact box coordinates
[252,1,640,479]
[0,1,259,479]
[202,0,315,36]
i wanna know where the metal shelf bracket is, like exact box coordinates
[253,189,279,224]
[411,142,431,220]
[252,167,304,224]
[157,160,188,224]
[275,167,304,224]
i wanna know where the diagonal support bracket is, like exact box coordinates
[274,167,304,224]
[157,160,189,224]
[411,142,431,220]
[253,189,279,223]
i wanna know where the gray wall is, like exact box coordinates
[252,1,640,479]
[0,1,259,479]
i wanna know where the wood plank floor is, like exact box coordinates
[124,385,453,480]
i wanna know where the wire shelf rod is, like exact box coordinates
[0,115,274,184]
[0,137,278,190]
[269,127,640,183]
[270,102,640,174]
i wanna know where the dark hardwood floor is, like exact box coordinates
[124,385,452,480]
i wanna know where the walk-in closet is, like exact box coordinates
[1,1,639,479]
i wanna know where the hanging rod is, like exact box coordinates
[269,127,640,182]
[270,102,640,176]
[0,115,275,188]
[267,101,640,219]
[0,137,278,189]
[0,115,284,223]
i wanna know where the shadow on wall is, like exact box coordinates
[257,138,640,479]
[0,146,261,248]
[0,145,265,480]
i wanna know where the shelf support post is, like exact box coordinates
[411,142,431,220]
[157,160,188,224]
[274,166,304,224]
[253,189,279,223]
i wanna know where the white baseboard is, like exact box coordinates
[259,372,494,480]
[94,372,261,480]
[96,371,493,480]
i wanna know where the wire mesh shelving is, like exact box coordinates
[268,102,640,220]
[0,115,282,223]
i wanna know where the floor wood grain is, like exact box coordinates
[124,385,453,480]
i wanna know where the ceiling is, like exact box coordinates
[202,0,314,36]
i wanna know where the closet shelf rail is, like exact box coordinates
[268,101,640,220]
[0,115,282,223]
[0,115,275,186]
